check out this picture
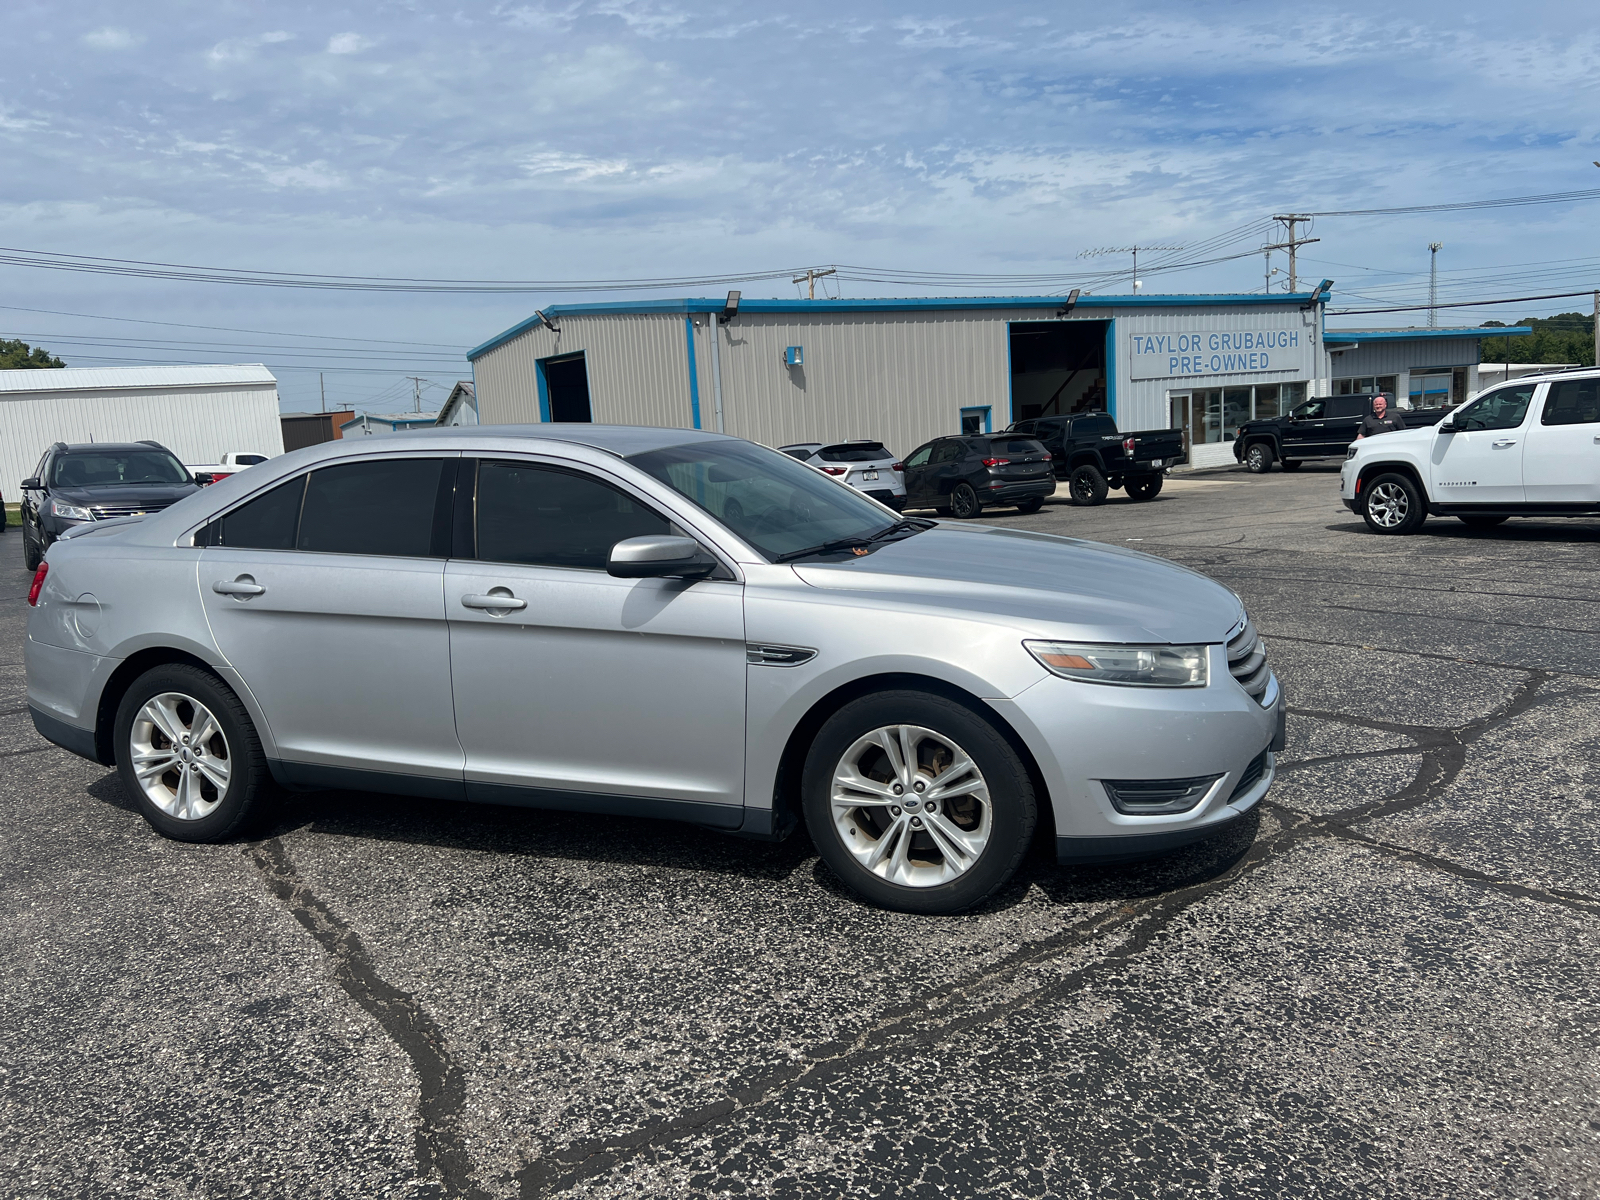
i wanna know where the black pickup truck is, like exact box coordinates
[1007,412,1187,505]
[1233,392,1451,473]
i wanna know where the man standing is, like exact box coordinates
[1357,393,1407,439]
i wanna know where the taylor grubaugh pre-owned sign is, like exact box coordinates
[1128,328,1312,381]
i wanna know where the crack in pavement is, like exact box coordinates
[246,837,489,1200]
[1321,602,1600,638]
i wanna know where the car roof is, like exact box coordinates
[362,423,734,457]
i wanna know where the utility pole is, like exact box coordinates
[792,266,837,300]
[319,372,326,413]
[407,376,428,413]
[1265,215,1320,292]
[1428,243,1443,327]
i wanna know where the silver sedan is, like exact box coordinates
[24,425,1282,914]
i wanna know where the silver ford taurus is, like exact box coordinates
[24,425,1282,914]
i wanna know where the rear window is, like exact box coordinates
[1074,414,1116,437]
[987,438,1046,456]
[297,458,446,557]
[817,442,890,462]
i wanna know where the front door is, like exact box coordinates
[198,455,463,786]
[1523,378,1600,503]
[1282,398,1328,458]
[1427,382,1537,505]
[446,458,747,823]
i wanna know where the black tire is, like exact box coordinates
[1244,442,1274,474]
[22,527,43,572]
[114,663,273,843]
[801,690,1037,915]
[1067,464,1109,506]
[1015,497,1044,514]
[948,482,982,519]
[1279,459,1302,471]
[1361,472,1427,535]
[1124,475,1164,502]
[1458,514,1509,528]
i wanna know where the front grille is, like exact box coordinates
[1229,750,1270,801]
[1227,619,1272,706]
[88,499,176,520]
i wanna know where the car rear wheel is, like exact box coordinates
[114,664,273,842]
[22,528,42,571]
[947,483,982,519]
[1015,497,1043,514]
[1124,475,1163,502]
[1361,472,1426,535]
[1245,443,1274,473]
[1067,464,1109,506]
[801,691,1037,914]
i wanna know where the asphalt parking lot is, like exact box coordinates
[3,465,1599,1200]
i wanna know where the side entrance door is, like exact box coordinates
[445,458,748,825]
[198,454,464,789]
[1427,381,1537,505]
[1522,377,1600,504]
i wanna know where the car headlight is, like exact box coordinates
[1024,640,1208,687]
[49,499,93,521]
[1346,446,1359,459]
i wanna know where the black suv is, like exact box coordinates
[900,434,1054,517]
[20,441,200,570]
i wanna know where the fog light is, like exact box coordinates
[1101,775,1221,815]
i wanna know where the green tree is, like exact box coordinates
[0,338,66,369]
[1480,312,1595,367]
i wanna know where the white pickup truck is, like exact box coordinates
[1342,367,1600,534]
[188,451,271,486]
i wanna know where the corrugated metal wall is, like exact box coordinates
[1330,337,1478,377]
[0,384,283,495]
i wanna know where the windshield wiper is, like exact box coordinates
[772,519,932,563]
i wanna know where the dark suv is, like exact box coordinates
[900,434,1054,517]
[20,441,200,570]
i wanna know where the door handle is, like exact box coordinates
[460,592,527,612]
[1492,439,1517,448]
[212,577,265,597]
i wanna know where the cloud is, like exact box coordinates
[522,151,631,181]
[206,31,295,65]
[327,32,376,55]
[82,27,143,50]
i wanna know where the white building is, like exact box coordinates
[467,294,1533,469]
[0,364,284,496]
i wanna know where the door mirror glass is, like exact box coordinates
[607,535,715,579]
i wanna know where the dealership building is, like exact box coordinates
[468,293,1530,469]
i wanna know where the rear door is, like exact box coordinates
[1522,377,1600,503]
[199,454,463,787]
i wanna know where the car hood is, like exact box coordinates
[51,483,199,507]
[1353,424,1435,454]
[791,524,1244,643]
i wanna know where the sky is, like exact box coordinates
[1,0,1597,413]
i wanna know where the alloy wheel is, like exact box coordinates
[1367,481,1410,529]
[129,692,232,820]
[830,724,992,887]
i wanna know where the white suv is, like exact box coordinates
[1341,368,1600,534]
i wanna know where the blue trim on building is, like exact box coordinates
[467,292,1330,361]
[683,316,702,430]
[1324,327,1533,343]
[534,358,552,422]
[1104,319,1117,420]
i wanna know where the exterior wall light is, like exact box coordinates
[783,346,804,368]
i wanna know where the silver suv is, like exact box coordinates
[25,425,1282,914]
[779,441,906,510]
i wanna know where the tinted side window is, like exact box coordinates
[903,445,934,468]
[1293,400,1326,420]
[298,458,445,557]
[1542,379,1600,426]
[930,442,963,464]
[214,476,306,549]
[476,462,669,570]
[1077,414,1116,437]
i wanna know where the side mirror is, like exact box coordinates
[21,477,40,489]
[607,535,716,579]
[1436,422,1457,435]
[193,472,216,485]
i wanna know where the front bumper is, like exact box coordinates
[991,646,1285,864]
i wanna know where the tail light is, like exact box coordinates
[27,561,48,607]
[1123,436,1136,456]
[1042,452,1053,461]
[891,462,904,472]
[982,457,1010,467]
[822,466,848,476]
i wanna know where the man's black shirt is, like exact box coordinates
[1360,410,1407,437]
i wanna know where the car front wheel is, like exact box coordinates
[1361,472,1426,535]
[114,664,273,842]
[1067,464,1109,506]
[801,691,1037,914]
[1245,443,1274,473]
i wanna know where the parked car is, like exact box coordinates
[900,433,1055,517]
[778,441,904,510]
[25,425,1281,915]
[1008,412,1186,505]
[19,440,200,570]
[1235,393,1451,473]
[187,451,273,486]
[1341,370,1600,534]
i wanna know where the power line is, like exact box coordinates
[1328,289,1600,316]
[1303,187,1600,218]
[0,303,468,349]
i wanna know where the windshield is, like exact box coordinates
[50,450,190,487]
[629,439,901,561]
